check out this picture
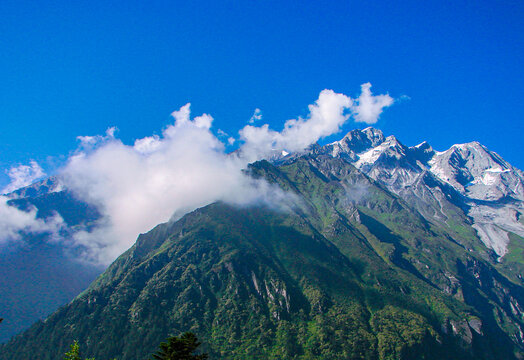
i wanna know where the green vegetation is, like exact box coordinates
[503,232,524,265]
[63,333,207,360]
[1,155,523,359]
[497,231,524,284]
[64,341,94,360]
[151,332,208,360]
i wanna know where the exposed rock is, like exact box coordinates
[468,318,483,335]
[314,127,524,258]
[450,319,473,344]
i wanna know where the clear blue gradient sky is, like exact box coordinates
[1,0,523,186]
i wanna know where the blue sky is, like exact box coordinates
[1,0,523,187]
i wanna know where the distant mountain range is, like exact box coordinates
[317,127,524,263]
[1,128,523,359]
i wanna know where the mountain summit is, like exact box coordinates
[313,128,524,259]
[1,128,524,359]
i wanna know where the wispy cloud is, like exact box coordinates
[217,129,236,146]
[249,108,263,124]
[77,127,117,149]
[2,161,46,194]
[397,94,411,103]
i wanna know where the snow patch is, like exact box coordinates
[480,172,499,186]
[355,147,382,168]
[428,162,452,185]
[485,168,510,173]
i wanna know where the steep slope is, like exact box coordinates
[429,142,524,260]
[314,128,524,278]
[263,155,524,355]
[2,155,523,359]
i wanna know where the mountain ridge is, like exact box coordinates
[304,128,524,261]
[1,128,524,359]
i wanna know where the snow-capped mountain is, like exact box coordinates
[314,127,524,259]
[3,127,524,358]
[429,142,524,201]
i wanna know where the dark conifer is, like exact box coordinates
[151,332,208,360]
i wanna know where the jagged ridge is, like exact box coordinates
[2,153,524,359]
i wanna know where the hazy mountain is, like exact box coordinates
[0,180,104,343]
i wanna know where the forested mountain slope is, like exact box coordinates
[2,154,523,359]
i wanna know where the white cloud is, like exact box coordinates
[0,196,63,244]
[238,83,394,161]
[6,83,393,265]
[249,108,263,124]
[397,94,411,103]
[239,89,353,161]
[133,135,161,154]
[351,83,393,124]
[77,127,118,149]
[2,161,46,194]
[60,105,293,264]
[216,130,236,146]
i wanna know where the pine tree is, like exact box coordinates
[64,341,82,360]
[63,341,95,360]
[151,332,208,360]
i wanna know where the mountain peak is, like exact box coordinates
[330,127,385,155]
[360,127,385,146]
[414,141,432,151]
[383,135,401,146]
[410,141,435,163]
[449,141,485,153]
[428,141,521,202]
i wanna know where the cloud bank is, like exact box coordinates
[1,83,394,265]
[0,196,63,245]
[61,104,293,264]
